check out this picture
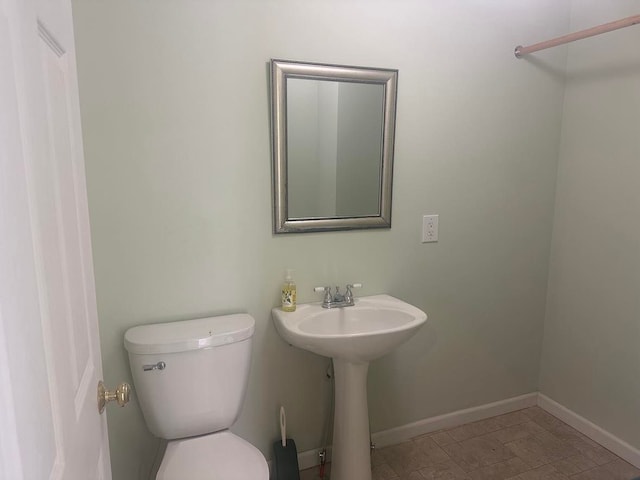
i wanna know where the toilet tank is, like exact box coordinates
[124,314,255,440]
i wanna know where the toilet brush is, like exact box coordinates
[273,406,300,480]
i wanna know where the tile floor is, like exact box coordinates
[299,407,640,480]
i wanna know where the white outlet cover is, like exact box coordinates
[422,214,439,243]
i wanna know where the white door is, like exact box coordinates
[0,0,115,477]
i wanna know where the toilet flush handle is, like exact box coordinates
[142,361,166,372]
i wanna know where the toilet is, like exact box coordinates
[124,313,269,479]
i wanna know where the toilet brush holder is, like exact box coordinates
[272,406,300,480]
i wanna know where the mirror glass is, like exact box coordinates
[271,59,398,233]
[287,79,384,219]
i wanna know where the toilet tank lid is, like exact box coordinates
[124,314,255,354]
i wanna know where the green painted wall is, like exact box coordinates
[540,0,640,450]
[72,1,569,477]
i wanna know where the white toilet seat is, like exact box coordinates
[156,431,269,480]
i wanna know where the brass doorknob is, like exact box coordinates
[97,380,131,414]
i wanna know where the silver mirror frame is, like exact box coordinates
[270,59,398,233]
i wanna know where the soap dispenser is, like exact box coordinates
[281,269,297,312]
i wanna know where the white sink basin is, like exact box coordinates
[272,294,427,362]
[272,294,427,480]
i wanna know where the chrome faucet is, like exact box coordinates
[314,283,362,308]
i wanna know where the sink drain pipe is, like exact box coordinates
[318,361,334,478]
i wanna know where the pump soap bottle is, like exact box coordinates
[281,269,297,312]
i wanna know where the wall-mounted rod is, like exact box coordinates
[515,14,640,58]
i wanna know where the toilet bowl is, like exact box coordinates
[158,431,267,479]
[124,314,269,479]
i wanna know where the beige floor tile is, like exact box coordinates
[599,458,640,478]
[468,457,530,480]
[395,473,425,480]
[372,448,388,466]
[412,436,452,464]
[521,407,564,431]
[573,442,619,466]
[387,451,440,476]
[505,431,577,468]
[485,422,547,444]
[372,462,400,480]
[379,441,421,460]
[548,423,598,448]
[570,458,640,480]
[418,458,471,479]
[544,423,617,465]
[550,454,596,475]
[496,411,532,427]
[446,417,504,442]
[534,430,580,458]
[429,430,457,447]
[511,464,568,479]
[443,435,515,472]
[542,426,616,466]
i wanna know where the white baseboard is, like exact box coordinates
[295,392,538,469]
[537,393,640,469]
[371,392,538,448]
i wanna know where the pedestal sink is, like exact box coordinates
[272,294,427,480]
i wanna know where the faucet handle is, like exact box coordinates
[344,283,362,303]
[314,286,332,304]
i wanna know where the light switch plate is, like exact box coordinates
[422,215,439,243]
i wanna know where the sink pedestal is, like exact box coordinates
[331,359,372,480]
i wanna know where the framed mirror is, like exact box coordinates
[270,59,398,233]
